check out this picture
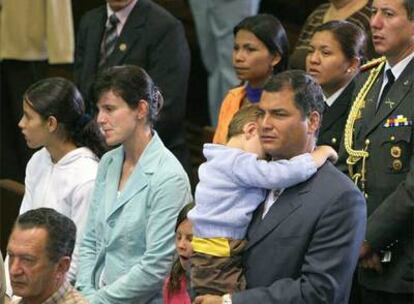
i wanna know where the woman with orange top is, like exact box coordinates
[213,14,289,144]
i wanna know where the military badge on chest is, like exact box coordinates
[382,114,413,173]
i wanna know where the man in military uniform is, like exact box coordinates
[341,0,414,303]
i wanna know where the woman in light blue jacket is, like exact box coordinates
[76,65,192,303]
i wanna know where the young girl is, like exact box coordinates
[16,77,107,282]
[163,203,195,304]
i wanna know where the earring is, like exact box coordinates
[347,68,352,73]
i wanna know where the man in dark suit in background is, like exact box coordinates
[341,0,414,303]
[196,70,366,304]
[74,0,191,174]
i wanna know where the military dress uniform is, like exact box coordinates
[343,56,414,300]
[317,80,355,152]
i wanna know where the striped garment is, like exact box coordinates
[14,281,88,304]
[290,2,377,70]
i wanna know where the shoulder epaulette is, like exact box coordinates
[360,56,386,72]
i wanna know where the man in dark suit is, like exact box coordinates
[74,0,191,173]
[195,70,366,304]
[340,0,414,303]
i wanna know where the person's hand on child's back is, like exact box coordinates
[311,145,338,167]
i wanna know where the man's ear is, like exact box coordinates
[242,122,259,140]
[307,111,321,134]
[46,116,58,133]
[55,256,71,278]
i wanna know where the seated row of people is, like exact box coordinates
[4,69,366,304]
[4,66,192,303]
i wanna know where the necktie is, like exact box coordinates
[377,69,395,110]
[99,14,119,68]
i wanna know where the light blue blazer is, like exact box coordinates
[76,132,192,303]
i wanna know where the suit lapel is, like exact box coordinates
[106,0,147,67]
[103,146,148,221]
[108,167,148,220]
[245,184,309,251]
[246,200,265,242]
[359,72,383,139]
[88,8,107,72]
[365,59,414,137]
[321,82,354,132]
[105,132,163,221]
[103,148,123,221]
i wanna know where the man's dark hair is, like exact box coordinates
[263,70,325,119]
[402,0,414,20]
[15,208,76,263]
